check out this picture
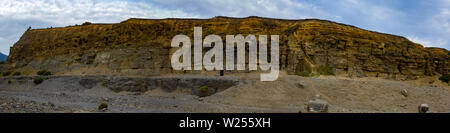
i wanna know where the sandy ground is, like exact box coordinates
[0,73,449,113]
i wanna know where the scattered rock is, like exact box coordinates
[314,94,321,100]
[103,77,150,92]
[295,83,304,89]
[74,110,90,113]
[197,98,204,102]
[307,98,329,113]
[401,89,408,97]
[78,78,100,89]
[0,97,66,113]
[46,102,55,107]
[418,104,429,113]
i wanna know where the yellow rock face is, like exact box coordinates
[6,16,449,79]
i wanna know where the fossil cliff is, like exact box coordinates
[6,16,449,79]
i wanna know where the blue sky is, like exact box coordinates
[0,0,449,55]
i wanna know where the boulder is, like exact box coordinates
[307,98,329,113]
[78,78,101,89]
[401,89,408,97]
[418,104,429,113]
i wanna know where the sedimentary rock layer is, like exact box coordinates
[7,16,449,79]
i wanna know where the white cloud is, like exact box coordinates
[431,9,450,34]
[0,0,200,55]
[424,0,450,49]
[0,0,450,54]
[0,0,199,25]
[326,0,406,32]
[148,0,333,19]
[429,0,450,33]
[407,36,448,48]
[407,36,433,47]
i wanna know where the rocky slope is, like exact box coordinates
[1,74,449,113]
[6,16,449,79]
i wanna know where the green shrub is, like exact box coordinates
[13,72,21,76]
[285,25,300,35]
[0,61,4,64]
[199,86,209,92]
[295,60,312,77]
[82,22,92,26]
[262,21,277,29]
[8,80,12,84]
[140,35,149,42]
[2,71,11,76]
[439,74,450,83]
[206,29,215,34]
[33,77,44,85]
[316,65,335,75]
[98,103,108,110]
[296,72,311,77]
[21,71,31,75]
[37,70,52,76]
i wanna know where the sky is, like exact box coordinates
[0,0,449,55]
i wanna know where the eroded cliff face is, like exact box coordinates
[7,16,450,79]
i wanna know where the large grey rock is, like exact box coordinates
[401,89,408,97]
[100,76,238,96]
[307,99,329,113]
[418,104,429,113]
[78,78,101,89]
[161,78,178,92]
[103,77,149,92]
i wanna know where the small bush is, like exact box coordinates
[13,72,21,76]
[21,71,31,75]
[8,80,12,84]
[296,72,311,77]
[295,60,312,77]
[206,29,215,34]
[82,22,92,26]
[98,103,108,110]
[316,65,335,75]
[285,25,300,35]
[33,77,44,85]
[0,61,4,64]
[37,70,52,76]
[140,35,149,42]
[439,74,450,83]
[199,86,209,92]
[2,71,11,76]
